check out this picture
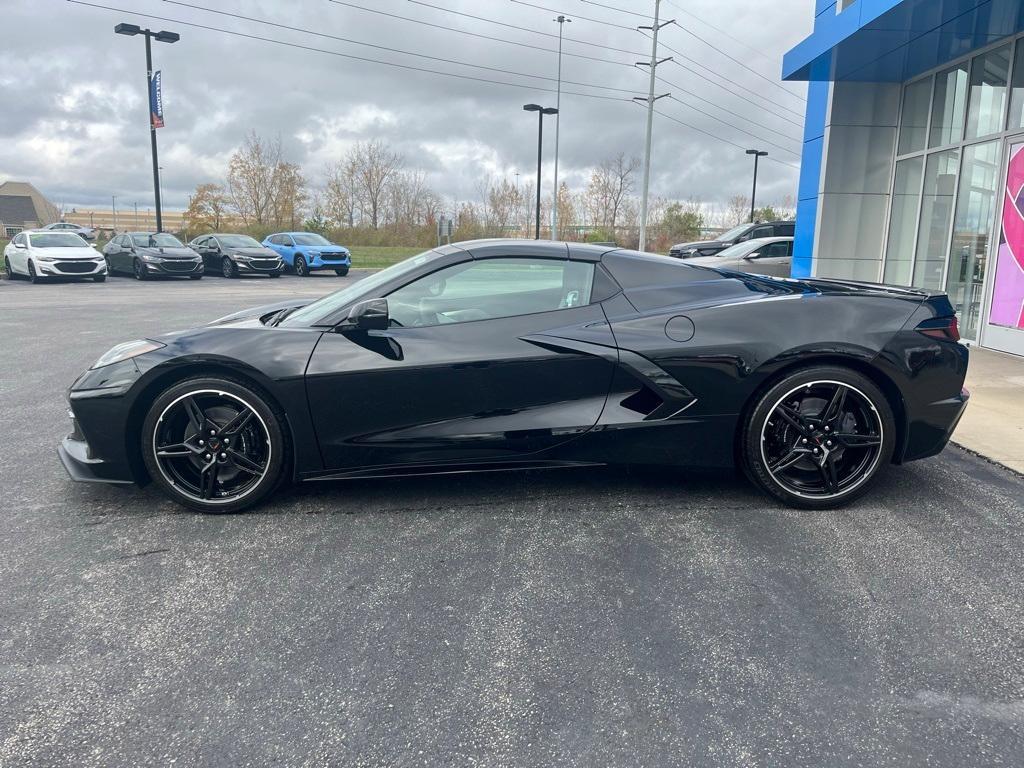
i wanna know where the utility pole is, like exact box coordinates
[552,15,571,241]
[634,0,673,252]
[746,149,768,222]
[112,195,118,232]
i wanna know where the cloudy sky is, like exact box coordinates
[1,0,813,214]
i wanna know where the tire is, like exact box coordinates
[133,259,148,281]
[104,256,113,275]
[141,376,289,513]
[190,274,203,280]
[222,257,238,279]
[268,272,281,278]
[27,261,44,284]
[334,268,349,276]
[741,365,895,509]
[93,274,106,283]
[294,255,309,276]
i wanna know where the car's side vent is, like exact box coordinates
[620,385,664,416]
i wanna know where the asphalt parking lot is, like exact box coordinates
[1,272,1023,767]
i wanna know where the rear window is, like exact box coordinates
[776,223,795,237]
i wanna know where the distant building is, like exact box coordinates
[0,181,60,237]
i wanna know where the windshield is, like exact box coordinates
[217,235,262,248]
[714,240,764,259]
[281,249,443,327]
[717,223,752,242]
[131,233,185,248]
[292,233,332,246]
[29,233,88,248]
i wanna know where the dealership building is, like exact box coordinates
[784,0,1024,357]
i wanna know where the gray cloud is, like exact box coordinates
[2,0,812,213]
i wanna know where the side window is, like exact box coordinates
[268,235,279,245]
[760,242,789,258]
[14,233,24,245]
[283,235,294,246]
[735,228,754,242]
[751,226,773,239]
[386,258,595,328]
[776,223,795,237]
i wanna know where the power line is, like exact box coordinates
[661,0,790,69]
[327,0,637,67]
[162,0,642,95]
[664,96,800,157]
[653,107,801,170]
[67,1,632,101]
[508,0,637,31]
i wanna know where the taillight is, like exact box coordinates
[916,316,960,342]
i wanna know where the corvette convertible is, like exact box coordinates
[59,240,969,513]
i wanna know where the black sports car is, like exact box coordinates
[59,240,969,513]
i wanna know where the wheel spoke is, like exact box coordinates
[833,432,881,448]
[183,397,206,434]
[821,384,847,424]
[220,407,254,436]
[818,454,840,494]
[770,446,811,472]
[775,404,809,435]
[228,449,265,475]
[199,458,219,500]
[156,441,199,458]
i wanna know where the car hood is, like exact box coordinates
[206,298,313,327]
[672,240,726,250]
[229,247,280,258]
[301,244,348,252]
[685,254,735,267]
[138,246,199,258]
[33,246,100,258]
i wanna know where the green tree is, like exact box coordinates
[661,201,704,242]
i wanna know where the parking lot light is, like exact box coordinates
[523,104,558,240]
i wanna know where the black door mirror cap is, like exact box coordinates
[339,298,389,332]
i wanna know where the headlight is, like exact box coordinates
[141,253,162,262]
[36,254,57,261]
[91,339,165,369]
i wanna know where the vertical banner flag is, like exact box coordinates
[150,71,164,129]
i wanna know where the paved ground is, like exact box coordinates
[1,274,1023,767]
[958,346,1024,473]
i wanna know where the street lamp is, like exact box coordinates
[523,104,558,240]
[745,149,768,223]
[551,15,571,241]
[115,22,180,233]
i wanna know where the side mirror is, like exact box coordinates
[743,252,760,260]
[339,298,389,331]
[14,241,27,249]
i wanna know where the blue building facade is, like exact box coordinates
[784,0,1024,356]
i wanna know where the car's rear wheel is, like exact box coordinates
[222,257,238,279]
[4,256,17,280]
[133,259,148,280]
[294,255,309,276]
[742,366,894,509]
[141,377,287,513]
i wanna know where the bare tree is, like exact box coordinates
[226,131,282,226]
[585,153,641,231]
[351,139,404,229]
[725,194,751,227]
[324,157,360,228]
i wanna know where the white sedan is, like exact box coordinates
[4,230,107,283]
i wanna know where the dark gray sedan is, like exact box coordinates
[685,237,793,278]
[102,232,204,280]
[188,234,284,278]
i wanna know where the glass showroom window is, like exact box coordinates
[946,141,1000,338]
[914,150,960,290]
[1008,42,1024,129]
[898,77,931,154]
[965,46,1011,140]
[883,157,924,284]
[930,63,969,148]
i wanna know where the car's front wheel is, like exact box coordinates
[141,377,288,513]
[133,259,148,281]
[27,261,44,284]
[222,257,238,278]
[741,366,894,509]
[334,268,349,276]
[294,255,309,276]
[93,274,106,283]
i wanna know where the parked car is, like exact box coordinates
[103,232,203,280]
[4,230,107,283]
[42,221,98,241]
[188,234,284,278]
[59,240,969,514]
[669,220,795,259]
[262,232,351,276]
[686,237,793,278]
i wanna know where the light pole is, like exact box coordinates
[523,104,558,240]
[114,22,179,233]
[552,15,571,241]
[746,149,768,222]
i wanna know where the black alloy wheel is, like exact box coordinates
[294,255,309,277]
[142,377,287,513]
[743,366,894,508]
[222,257,238,279]
[133,259,148,281]
[4,256,16,280]
[28,261,43,284]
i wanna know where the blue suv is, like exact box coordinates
[262,232,351,276]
